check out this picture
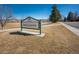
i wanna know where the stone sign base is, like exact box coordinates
[19,31,45,37]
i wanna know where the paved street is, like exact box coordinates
[64,22,79,29]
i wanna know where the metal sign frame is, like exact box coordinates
[21,16,41,34]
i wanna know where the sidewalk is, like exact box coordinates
[42,23,61,28]
[60,22,79,37]
[0,23,60,32]
[0,28,20,32]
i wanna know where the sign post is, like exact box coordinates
[21,20,22,31]
[39,20,41,34]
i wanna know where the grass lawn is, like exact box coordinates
[0,23,79,53]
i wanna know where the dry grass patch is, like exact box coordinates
[0,23,79,53]
[0,23,20,29]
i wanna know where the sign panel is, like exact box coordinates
[21,16,41,34]
[22,20,39,29]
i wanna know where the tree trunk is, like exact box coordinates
[2,26,4,30]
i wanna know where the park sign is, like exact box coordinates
[22,18,39,29]
[21,16,41,34]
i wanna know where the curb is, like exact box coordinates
[60,22,79,37]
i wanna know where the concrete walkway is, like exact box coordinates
[60,22,79,37]
[42,23,61,28]
[0,23,60,32]
[0,28,20,32]
[19,31,45,37]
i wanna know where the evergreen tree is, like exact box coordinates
[49,5,61,23]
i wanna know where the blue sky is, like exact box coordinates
[0,4,79,19]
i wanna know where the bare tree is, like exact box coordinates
[0,5,12,29]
